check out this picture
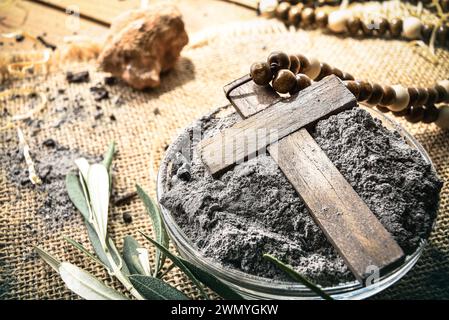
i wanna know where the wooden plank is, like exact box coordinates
[199,75,357,175]
[268,129,405,282]
[0,1,107,52]
[224,75,281,118]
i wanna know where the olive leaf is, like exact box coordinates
[59,262,128,300]
[75,158,90,182]
[65,173,90,221]
[136,184,169,276]
[129,275,188,300]
[102,142,116,171]
[64,237,105,268]
[87,163,110,246]
[177,257,244,300]
[35,246,61,272]
[140,232,209,300]
[123,236,152,276]
[263,254,333,300]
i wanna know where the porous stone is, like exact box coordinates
[98,4,189,90]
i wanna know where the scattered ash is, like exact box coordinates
[66,71,90,83]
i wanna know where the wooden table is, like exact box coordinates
[0,0,257,51]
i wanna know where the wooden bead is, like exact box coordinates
[332,68,344,79]
[416,87,429,106]
[315,11,328,28]
[288,4,303,26]
[275,2,291,21]
[377,105,390,113]
[422,105,440,123]
[402,17,422,40]
[392,107,410,117]
[297,54,310,73]
[435,105,449,129]
[301,7,315,27]
[289,55,300,74]
[268,51,291,71]
[316,62,332,81]
[250,62,273,86]
[435,85,448,103]
[344,81,360,99]
[357,81,373,101]
[342,72,355,81]
[367,83,384,105]
[328,10,350,33]
[303,57,321,80]
[426,87,439,106]
[422,24,434,43]
[346,16,361,36]
[437,25,448,46]
[380,86,396,106]
[437,79,449,101]
[405,106,424,123]
[377,18,389,36]
[388,85,410,112]
[407,87,419,107]
[259,0,279,18]
[273,69,297,93]
[296,73,312,90]
[361,20,374,36]
[389,18,403,37]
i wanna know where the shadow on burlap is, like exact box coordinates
[0,19,448,299]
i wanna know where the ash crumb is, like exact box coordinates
[160,107,442,285]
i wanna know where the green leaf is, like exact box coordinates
[87,163,110,245]
[65,173,90,221]
[136,185,169,275]
[59,262,128,300]
[102,141,116,171]
[263,254,333,300]
[123,236,152,276]
[35,246,61,272]
[140,232,209,300]
[64,237,105,268]
[178,257,244,300]
[129,275,188,300]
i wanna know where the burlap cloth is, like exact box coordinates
[1,18,448,300]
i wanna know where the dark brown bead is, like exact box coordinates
[416,87,429,106]
[342,72,355,81]
[405,106,425,123]
[421,24,434,43]
[344,81,360,99]
[316,62,332,81]
[346,17,362,36]
[390,18,403,37]
[297,54,310,73]
[358,81,373,101]
[268,51,291,72]
[376,105,390,113]
[437,25,448,46]
[422,104,440,123]
[315,11,328,28]
[393,107,410,117]
[361,20,374,36]
[435,85,448,103]
[377,18,389,36]
[426,87,438,106]
[332,68,344,79]
[367,83,384,105]
[296,73,312,90]
[273,69,297,93]
[380,86,396,106]
[289,55,300,74]
[407,87,419,107]
[250,62,273,85]
[301,7,315,27]
[288,5,303,26]
[275,2,291,21]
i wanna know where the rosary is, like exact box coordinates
[246,0,449,129]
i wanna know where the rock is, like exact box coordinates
[98,4,189,90]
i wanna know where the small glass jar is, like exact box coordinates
[157,105,436,300]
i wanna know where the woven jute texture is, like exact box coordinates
[1,18,448,300]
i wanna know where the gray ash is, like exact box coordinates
[160,108,442,286]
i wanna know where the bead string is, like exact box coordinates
[249,51,449,128]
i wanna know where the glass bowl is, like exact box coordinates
[156,104,436,300]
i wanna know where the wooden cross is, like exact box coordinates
[198,75,405,285]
